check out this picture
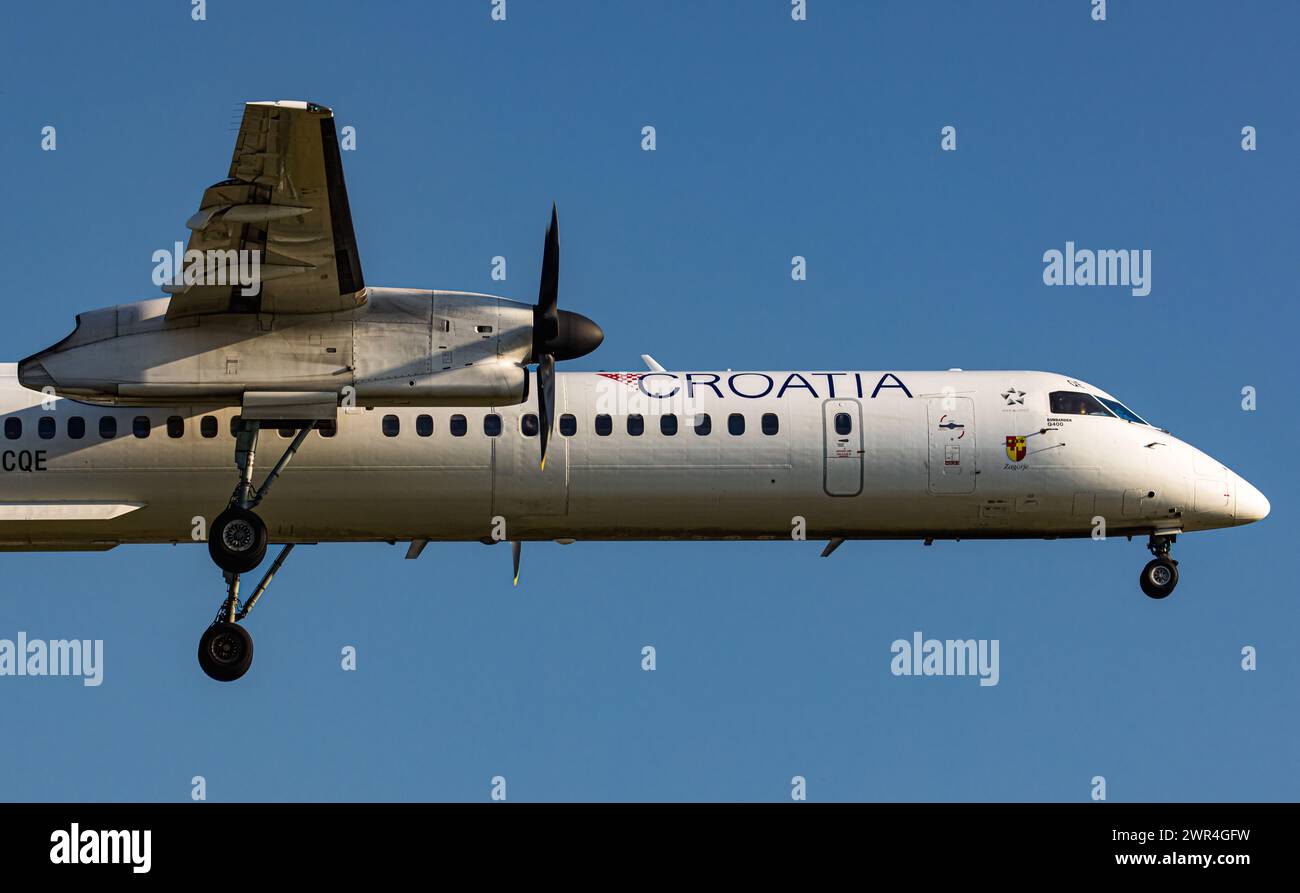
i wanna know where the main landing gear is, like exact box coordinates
[198,545,295,681]
[1139,533,1179,600]
[198,419,311,681]
[209,506,267,574]
[208,421,309,574]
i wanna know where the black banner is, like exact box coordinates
[0,802,1283,878]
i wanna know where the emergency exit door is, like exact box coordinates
[926,397,977,494]
[823,400,863,496]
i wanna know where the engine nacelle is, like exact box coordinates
[18,288,538,413]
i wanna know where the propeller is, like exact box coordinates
[529,204,603,469]
[537,355,555,469]
[511,540,522,587]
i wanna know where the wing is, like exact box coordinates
[165,100,366,319]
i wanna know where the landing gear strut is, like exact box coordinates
[1139,533,1179,599]
[207,421,310,574]
[198,418,314,681]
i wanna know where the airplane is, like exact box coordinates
[5,101,1269,682]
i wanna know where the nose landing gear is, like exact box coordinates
[1139,533,1179,599]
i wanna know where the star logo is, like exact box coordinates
[1002,388,1026,405]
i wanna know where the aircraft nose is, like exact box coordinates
[1234,476,1270,525]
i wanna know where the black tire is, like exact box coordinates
[1139,556,1179,599]
[208,507,268,574]
[197,622,254,682]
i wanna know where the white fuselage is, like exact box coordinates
[0,365,1268,551]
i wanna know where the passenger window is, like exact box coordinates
[4,418,19,440]
[318,420,337,438]
[416,414,433,437]
[278,426,294,438]
[694,413,712,436]
[38,417,55,440]
[167,416,184,439]
[1049,391,1114,417]
[68,416,85,440]
[484,414,502,437]
[762,413,779,435]
[595,414,612,436]
[521,414,539,437]
[229,416,242,437]
[99,417,116,439]
[133,416,151,439]
[627,414,644,436]
[728,413,745,436]
[450,415,467,437]
[200,416,218,438]
[559,414,577,437]
[835,413,852,435]
[660,414,678,435]
[382,415,400,437]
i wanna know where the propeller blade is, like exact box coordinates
[534,204,560,348]
[538,354,556,469]
[511,540,522,587]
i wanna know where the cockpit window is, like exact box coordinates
[1048,391,1115,417]
[1097,397,1149,425]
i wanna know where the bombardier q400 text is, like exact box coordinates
[7,101,1269,680]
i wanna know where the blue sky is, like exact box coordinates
[0,0,1295,801]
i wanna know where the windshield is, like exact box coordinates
[1097,396,1150,425]
[1048,391,1115,417]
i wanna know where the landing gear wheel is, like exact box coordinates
[197,622,254,682]
[209,507,268,574]
[1140,556,1179,599]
